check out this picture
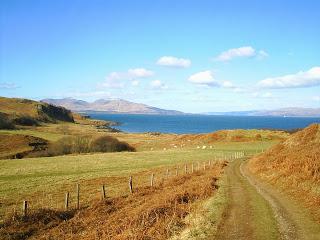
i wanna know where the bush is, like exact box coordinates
[44,135,135,157]
[0,115,15,129]
[255,134,262,140]
[49,137,74,155]
[90,136,135,152]
[13,116,39,126]
[73,136,91,153]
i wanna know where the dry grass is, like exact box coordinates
[248,124,320,222]
[0,134,48,159]
[178,129,289,144]
[0,121,286,152]
[0,163,225,240]
[0,98,39,118]
[0,149,229,219]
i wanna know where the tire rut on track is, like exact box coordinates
[216,159,277,240]
[215,158,320,240]
[242,160,320,240]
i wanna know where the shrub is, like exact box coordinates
[44,135,135,157]
[13,116,39,126]
[73,136,91,153]
[255,134,262,140]
[0,114,15,129]
[49,137,74,155]
[90,136,135,153]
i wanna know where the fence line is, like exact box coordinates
[18,151,246,216]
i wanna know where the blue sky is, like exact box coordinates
[1,0,320,113]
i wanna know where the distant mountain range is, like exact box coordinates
[205,107,320,117]
[41,98,320,117]
[41,98,184,115]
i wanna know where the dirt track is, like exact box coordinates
[216,159,320,240]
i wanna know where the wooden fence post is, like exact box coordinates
[197,162,200,171]
[166,169,169,178]
[65,192,69,210]
[203,162,206,171]
[150,173,154,187]
[191,163,194,173]
[76,184,80,210]
[22,200,28,217]
[129,176,133,194]
[101,185,106,200]
[184,164,187,174]
[175,167,178,176]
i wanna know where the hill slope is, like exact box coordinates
[248,124,320,222]
[178,129,289,144]
[0,97,74,128]
[42,98,184,115]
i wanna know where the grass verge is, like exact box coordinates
[171,170,229,239]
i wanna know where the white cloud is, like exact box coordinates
[157,56,191,68]
[188,70,236,89]
[131,80,140,86]
[101,72,125,88]
[252,92,274,99]
[215,46,268,61]
[150,80,168,90]
[257,66,320,89]
[0,82,19,89]
[262,92,273,98]
[128,68,154,78]
[221,81,235,88]
[101,79,124,89]
[233,87,247,93]
[188,70,219,87]
[258,50,269,59]
[59,90,113,98]
[312,96,320,102]
[108,72,123,80]
[100,68,154,89]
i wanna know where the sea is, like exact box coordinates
[88,113,320,134]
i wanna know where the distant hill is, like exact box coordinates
[0,97,74,128]
[205,107,320,117]
[41,98,184,115]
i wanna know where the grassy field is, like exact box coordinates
[0,139,277,220]
[0,118,286,223]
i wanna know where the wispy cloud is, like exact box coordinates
[0,82,19,89]
[150,80,168,90]
[128,68,154,78]
[100,68,154,89]
[56,90,113,99]
[131,80,140,86]
[215,46,268,61]
[101,72,125,88]
[257,66,320,89]
[156,56,191,68]
[312,96,320,102]
[252,92,274,98]
[221,80,236,89]
[188,70,235,89]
